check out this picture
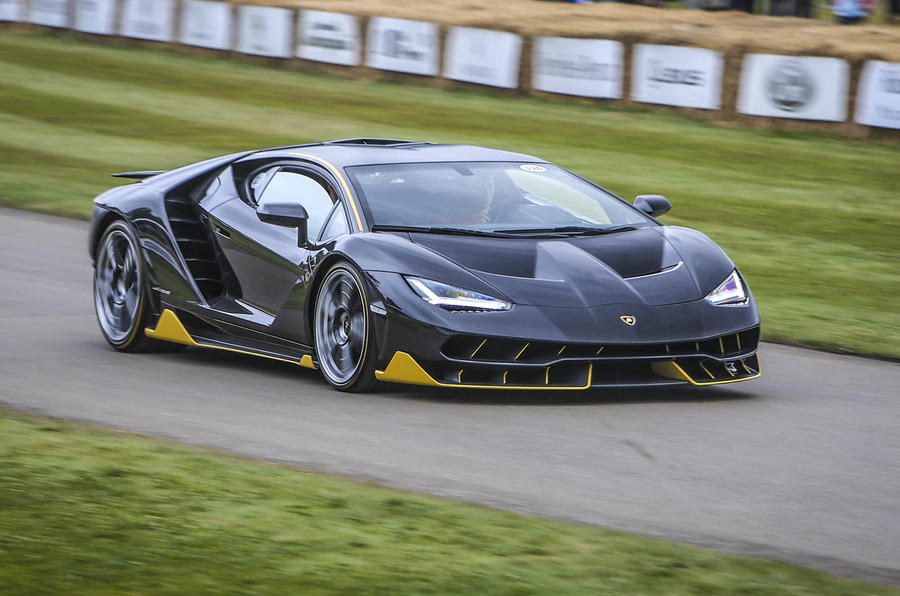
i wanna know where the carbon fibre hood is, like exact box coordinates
[409,226,735,308]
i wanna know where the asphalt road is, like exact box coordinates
[1,207,898,584]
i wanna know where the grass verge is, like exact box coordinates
[0,406,896,594]
[0,29,897,358]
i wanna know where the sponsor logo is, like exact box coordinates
[185,4,212,40]
[519,164,546,172]
[462,65,493,78]
[379,29,426,61]
[647,59,704,87]
[250,13,265,36]
[538,55,619,82]
[133,0,162,37]
[33,0,65,12]
[767,60,815,112]
[619,315,636,326]
[879,70,900,94]
[305,22,353,51]
[248,13,270,53]
[874,105,900,121]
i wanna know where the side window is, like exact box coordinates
[256,170,335,241]
[249,167,278,202]
[318,205,349,242]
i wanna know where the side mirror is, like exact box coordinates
[634,195,672,218]
[256,202,309,247]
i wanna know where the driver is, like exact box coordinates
[456,175,496,225]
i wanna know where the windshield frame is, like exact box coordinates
[345,161,657,234]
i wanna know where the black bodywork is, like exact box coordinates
[89,139,761,389]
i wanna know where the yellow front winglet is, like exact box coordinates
[375,351,441,386]
[145,308,199,346]
[299,355,317,370]
[651,359,760,386]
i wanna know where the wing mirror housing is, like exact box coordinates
[256,202,309,247]
[634,195,672,218]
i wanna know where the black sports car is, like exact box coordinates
[90,138,760,392]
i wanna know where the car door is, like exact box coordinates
[206,163,338,317]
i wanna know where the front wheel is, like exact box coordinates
[93,220,157,352]
[314,263,379,392]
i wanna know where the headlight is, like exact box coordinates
[405,276,511,311]
[705,270,748,306]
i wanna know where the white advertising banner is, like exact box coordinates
[237,5,293,59]
[180,0,232,51]
[121,0,175,42]
[631,44,722,110]
[74,0,115,35]
[444,27,522,89]
[367,17,439,76]
[296,9,360,66]
[29,0,68,28]
[737,54,848,122]
[855,61,900,130]
[0,0,20,22]
[532,37,623,99]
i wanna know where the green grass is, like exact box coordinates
[0,407,895,595]
[0,29,898,358]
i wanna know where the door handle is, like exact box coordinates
[214,226,230,238]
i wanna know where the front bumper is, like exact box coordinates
[368,271,761,390]
[375,325,760,389]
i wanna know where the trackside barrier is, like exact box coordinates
[367,16,439,77]
[74,0,115,35]
[444,26,522,89]
[0,0,21,21]
[120,0,174,42]
[631,44,723,110]
[532,36,623,99]
[297,9,360,66]
[738,54,850,122]
[235,5,292,58]
[29,0,67,28]
[180,0,231,51]
[2,1,898,132]
[855,61,900,129]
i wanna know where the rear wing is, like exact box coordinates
[111,171,166,180]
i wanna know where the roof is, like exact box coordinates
[250,139,545,169]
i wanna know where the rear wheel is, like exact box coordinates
[314,263,379,392]
[93,220,157,352]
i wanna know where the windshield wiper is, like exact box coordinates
[500,225,638,236]
[370,224,512,238]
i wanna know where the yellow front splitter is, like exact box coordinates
[376,351,759,389]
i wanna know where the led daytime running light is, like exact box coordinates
[406,277,511,311]
[705,270,747,306]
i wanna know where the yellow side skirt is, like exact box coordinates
[145,309,317,369]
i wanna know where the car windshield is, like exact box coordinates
[346,162,651,234]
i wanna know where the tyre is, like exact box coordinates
[313,262,379,392]
[93,219,158,352]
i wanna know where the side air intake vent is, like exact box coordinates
[165,194,225,300]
